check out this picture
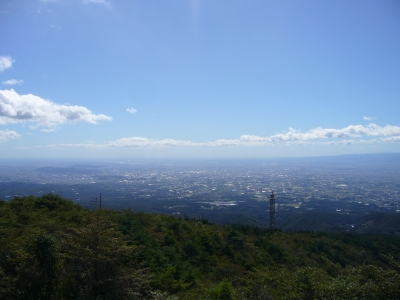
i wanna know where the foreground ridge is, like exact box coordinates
[0,194,399,299]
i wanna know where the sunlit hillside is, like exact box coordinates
[1,194,399,299]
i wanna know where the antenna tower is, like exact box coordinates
[91,193,102,210]
[269,191,276,228]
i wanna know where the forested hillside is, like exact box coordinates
[1,194,400,299]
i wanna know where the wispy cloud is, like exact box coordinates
[363,116,376,121]
[41,128,57,132]
[0,89,112,127]
[0,130,20,142]
[50,24,62,30]
[0,56,13,72]
[382,136,400,142]
[2,79,23,86]
[60,123,400,149]
[236,123,400,143]
[33,144,59,149]
[126,108,137,114]
[284,139,380,146]
[82,0,112,8]
[107,137,203,148]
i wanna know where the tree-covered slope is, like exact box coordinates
[0,194,399,299]
[357,212,400,235]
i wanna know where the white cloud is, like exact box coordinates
[363,116,376,121]
[34,144,59,149]
[0,56,13,72]
[60,142,103,149]
[286,139,381,146]
[0,130,20,142]
[107,137,203,148]
[2,79,23,86]
[41,128,57,132]
[259,123,400,142]
[382,136,400,142]
[60,123,400,149]
[0,89,112,127]
[126,108,137,114]
[82,0,111,7]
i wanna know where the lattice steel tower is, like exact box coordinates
[91,193,102,210]
[269,191,276,228]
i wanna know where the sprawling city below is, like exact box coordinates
[1,153,399,231]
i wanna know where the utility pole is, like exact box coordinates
[269,191,276,228]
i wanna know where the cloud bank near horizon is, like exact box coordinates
[59,123,400,149]
[0,89,112,127]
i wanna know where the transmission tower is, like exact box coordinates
[91,193,102,210]
[269,191,276,228]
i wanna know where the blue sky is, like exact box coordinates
[0,0,399,158]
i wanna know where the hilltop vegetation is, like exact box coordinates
[0,194,400,299]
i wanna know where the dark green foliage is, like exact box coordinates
[206,279,236,300]
[0,196,152,299]
[28,233,61,299]
[357,212,400,235]
[0,194,400,299]
[62,216,151,299]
